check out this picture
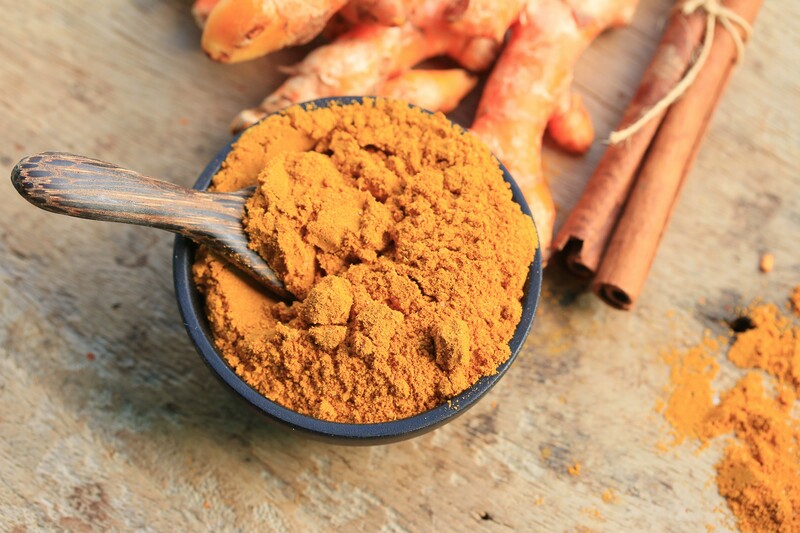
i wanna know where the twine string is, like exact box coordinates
[608,0,752,145]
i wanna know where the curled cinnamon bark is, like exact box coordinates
[553,8,709,276]
[593,0,764,309]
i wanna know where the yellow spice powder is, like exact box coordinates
[660,286,800,532]
[193,99,537,423]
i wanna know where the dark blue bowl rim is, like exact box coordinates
[173,96,543,443]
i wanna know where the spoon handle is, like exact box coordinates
[11,152,290,299]
[11,152,244,231]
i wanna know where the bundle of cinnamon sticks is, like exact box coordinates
[554,0,763,310]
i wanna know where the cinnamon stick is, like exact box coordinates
[593,0,764,309]
[553,8,707,276]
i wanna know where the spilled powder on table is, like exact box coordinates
[580,507,605,522]
[567,462,582,477]
[600,488,618,504]
[759,253,775,273]
[658,285,800,532]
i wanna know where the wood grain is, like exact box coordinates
[0,0,797,531]
[11,152,290,299]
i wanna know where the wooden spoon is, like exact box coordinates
[11,151,291,300]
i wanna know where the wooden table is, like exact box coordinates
[1,1,796,531]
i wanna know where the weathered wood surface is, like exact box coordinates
[1,0,797,531]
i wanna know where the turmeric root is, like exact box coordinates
[192,0,220,28]
[230,23,452,132]
[447,36,500,71]
[471,0,637,258]
[197,0,510,64]
[338,0,480,29]
[340,0,422,26]
[446,0,526,40]
[231,22,491,133]
[201,0,348,63]
[325,0,503,70]
[406,0,458,27]
[565,0,637,33]
[377,69,477,112]
[547,91,594,154]
[323,0,420,39]
[321,12,354,40]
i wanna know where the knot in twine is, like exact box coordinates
[609,0,752,145]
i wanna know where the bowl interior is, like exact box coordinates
[173,97,543,444]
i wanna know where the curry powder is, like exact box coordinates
[661,287,800,532]
[193,99,536,423]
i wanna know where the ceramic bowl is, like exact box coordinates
[173,97,543,444]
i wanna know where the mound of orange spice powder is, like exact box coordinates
[193,99,537,423]
[660,286,800,532]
